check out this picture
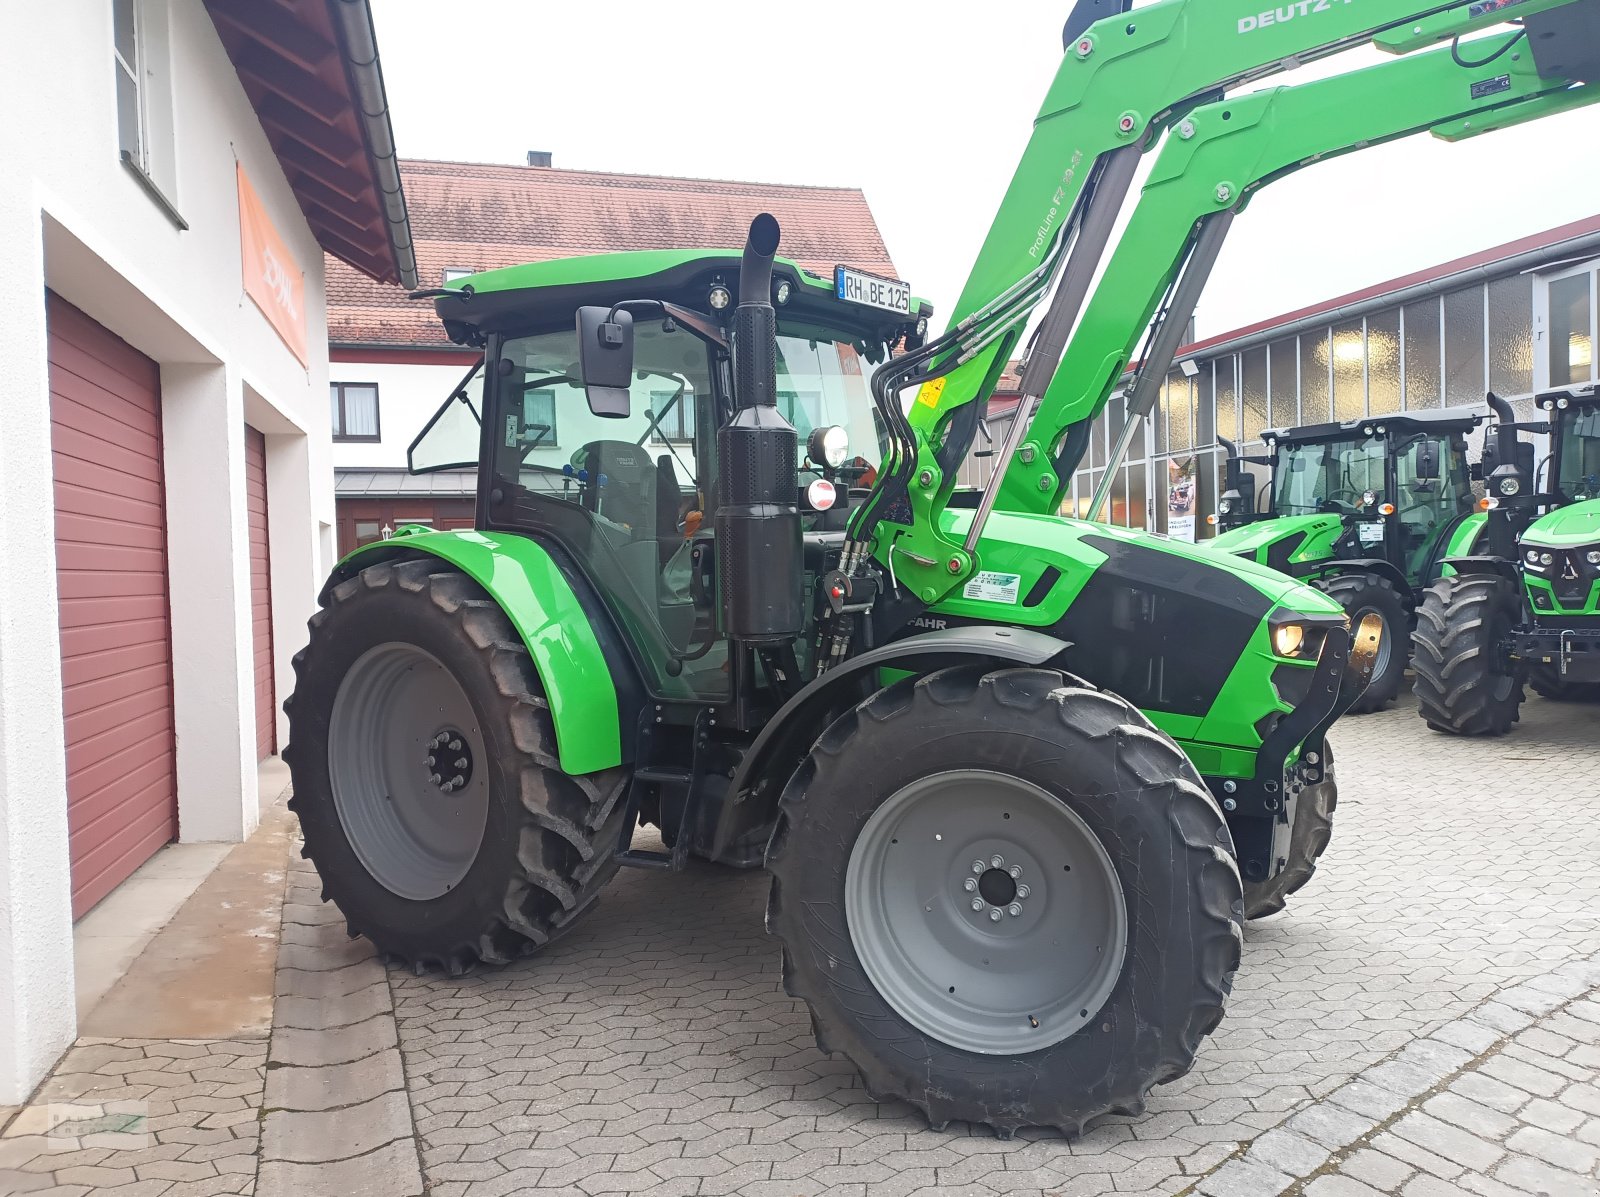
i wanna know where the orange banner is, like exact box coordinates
[237,164,308,366]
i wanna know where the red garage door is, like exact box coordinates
[48,294,178,919]
[245,426,275,759]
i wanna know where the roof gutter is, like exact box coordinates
[1128,227,1600,377]
[328,0,418,290]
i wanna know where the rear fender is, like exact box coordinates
[324,531,634,775]
[1310,558,1411,597]
[713,626,1071,860]
[1440,555,1520,583]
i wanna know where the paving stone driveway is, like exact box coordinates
[3,690,1598,1196]
[393,692,1600,1197]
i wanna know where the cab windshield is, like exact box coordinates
[775,333,888,480]
[1272,435,1386,515]
[1557,405,1600,501]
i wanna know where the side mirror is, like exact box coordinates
[1415,439,1440,480]
[575,306,634,418]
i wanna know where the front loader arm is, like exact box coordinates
[859,0,1578,605]
[990,31,1598,517]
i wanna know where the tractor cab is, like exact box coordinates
[1217,409,1480,588]
[406,248,930,702]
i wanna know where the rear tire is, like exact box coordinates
[1528,664,1600,703]
[1315,573,1408,713]
[1410,574,1525,737]
[284,559,631,974]
[1242,743,1336,920]
[765,664,1243,1138]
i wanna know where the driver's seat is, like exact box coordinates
[572,440,660,604]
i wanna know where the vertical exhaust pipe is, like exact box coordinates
[715,215,803,643]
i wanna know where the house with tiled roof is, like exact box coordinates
[327,154,899,553]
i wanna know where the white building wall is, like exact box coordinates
[330,358,476,468]
[0,0,336,1102]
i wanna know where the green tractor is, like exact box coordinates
[282,0,1596,1136]
[1413,385,1600,734]
[1208,409,1484,712]
[287,220,1372,1136]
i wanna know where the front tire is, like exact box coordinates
[1242,743,1336,919]
[765,665,1243,1138]
[1410,574,1525,736]
[284,559,631,974]
[1316,573,1408,713]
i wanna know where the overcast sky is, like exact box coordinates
[372,1,1600,344]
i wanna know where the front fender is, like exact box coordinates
[712,626,1071,859]
[325,530,627,775]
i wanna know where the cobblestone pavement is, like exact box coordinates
[2,690,1597,1196]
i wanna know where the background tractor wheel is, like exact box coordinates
[1528,664,1600,702]
[1242,743,1336,920]
[1315,573,1408,713]
[765,664,1243,1138]
[283,559,631,975]
[1410,574,1525,736]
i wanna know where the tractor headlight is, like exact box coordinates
[708,283,732,310]
[1540,551,1555,567]
[1498,476,1521,496]
[1218,499,1232,515]
[773,278,793,305]
[1525,549,1542,567]
[1272,623,1305,657]
[1588,550,1600,566]
[807,424,850,469]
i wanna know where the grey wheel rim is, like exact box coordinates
[844,769,1127,1056]
[328,643,489,900]
[1356,605,1395,678]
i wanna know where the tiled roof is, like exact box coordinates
[327,158,899,347]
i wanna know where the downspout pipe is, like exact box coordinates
[330,0,419,290]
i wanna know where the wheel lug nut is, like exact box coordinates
[429,773,442,785]
[972,860,985,874]
[989,908,1003,922]
[963,878,978,892]
[1008,865,1022,878]
[1016,884,1030,898]
[449,739,462,752]
[971,898,984,911]
[1007,903,1023,917]
[455,757,469,769]
[990,855,1004,868]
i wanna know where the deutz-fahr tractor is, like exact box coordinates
[285,0,1597,1136]
[1413,385,1600,734]
[1207,409,1484,712]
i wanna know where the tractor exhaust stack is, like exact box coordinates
[714,214,803,643]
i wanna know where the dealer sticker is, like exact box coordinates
[962,570,1022,604]
[1357,522,1385,545]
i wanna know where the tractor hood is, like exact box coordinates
[1209,514,1342,560]
[1520,499,1600,549]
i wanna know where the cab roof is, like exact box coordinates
[1263,405,1484,445]
[426,247,933,350]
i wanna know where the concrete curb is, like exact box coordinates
[255,853,423,1197]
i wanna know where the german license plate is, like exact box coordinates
[835,266,911,315]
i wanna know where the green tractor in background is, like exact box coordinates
[1209,409,1484,712]
[1413,386,1600,734]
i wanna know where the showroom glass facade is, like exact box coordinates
[1063,256,1599,537]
